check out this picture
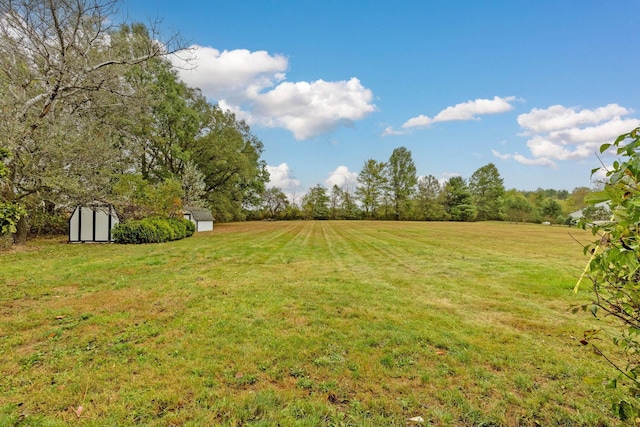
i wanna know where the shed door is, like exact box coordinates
[80,208,94,241]
[94,211,110,241]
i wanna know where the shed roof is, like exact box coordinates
[184,206,214,222]
[568,201,610,219]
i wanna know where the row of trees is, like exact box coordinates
[0,0,269,243]
[254,147,594,224]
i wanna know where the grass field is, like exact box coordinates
[0,221,625,426]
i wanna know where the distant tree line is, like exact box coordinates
[250,147,596,224]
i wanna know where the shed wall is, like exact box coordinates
[69,206,118,242]
[197,221,214,232]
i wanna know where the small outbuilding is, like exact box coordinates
[69,205,119,243]
[183,206,214,232]
[568,201,611,224]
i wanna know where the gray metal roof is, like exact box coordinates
[568,201,610,219]
[184,206,214,222]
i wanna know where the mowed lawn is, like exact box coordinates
[0,221,624,426]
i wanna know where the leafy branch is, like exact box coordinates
[577,126,640,420]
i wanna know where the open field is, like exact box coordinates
[0,221,625,426]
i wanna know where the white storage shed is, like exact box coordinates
[183,206,214,232]
[69,205,119,243]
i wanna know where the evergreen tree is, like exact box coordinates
[302,185,330,220]
[443,176,476,221]
[468,163,506,220]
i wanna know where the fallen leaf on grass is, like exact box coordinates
[327,392,349,404]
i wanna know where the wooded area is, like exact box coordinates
[0,0,268,245]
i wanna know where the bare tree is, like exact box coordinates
[0,0,180,130]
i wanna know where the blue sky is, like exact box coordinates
[121,0,640,195]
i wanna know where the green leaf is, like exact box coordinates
[615,132,631,144]
[600,143,612,153]
[613,399,638,421]
[584,190,610,205]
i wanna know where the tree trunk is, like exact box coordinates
[12,215,28,245]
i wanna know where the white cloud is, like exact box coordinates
[525,117,638,160]
[493,149,557,167]
[512,153,557,168]
[434,96,516,122]
[380,126,409,137]
[402,114,434,129]
[171,45,288,102]
[171,45,376,140]
[325,166,358,188]
[491,149,512,160]
[524,106,637,161]
[517,104,631,134]
[402,96,516,130]
[217,99,252,123]
[252,78,376,140]
[497,103,639,169]
[266,163,301,190]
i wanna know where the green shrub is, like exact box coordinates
[0,202,26,235]
[166,217,195,239]
[144,218,171,242]
[29,209,69,236]
[112,217,196,244]
[183,218,196,236]
[112,221,143,244]
[167,218,186,239]
[113,221,151,244]
[0,232,13,250]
